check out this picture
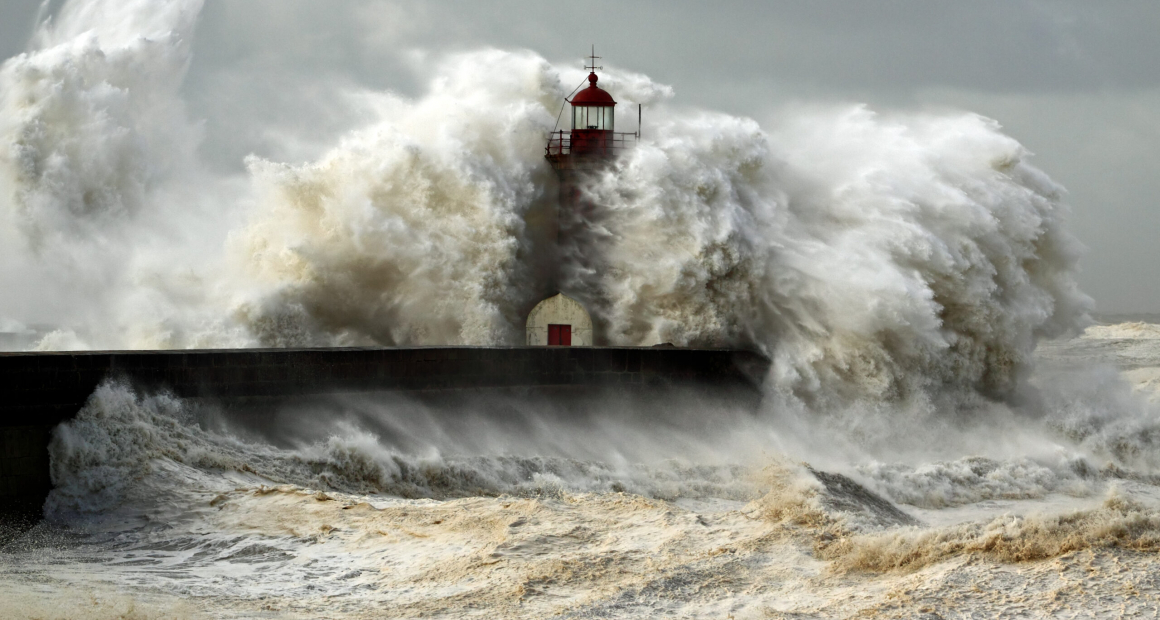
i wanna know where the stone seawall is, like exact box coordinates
[0,347,768,507]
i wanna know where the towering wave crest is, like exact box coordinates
[574,108,1089,406]
[0,1,1089,408]
[1,0,201,245]
[232,51,561,346]
[0,0,235,350]
[8,6,1160,617]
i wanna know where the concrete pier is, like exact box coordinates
[0,346,768,512]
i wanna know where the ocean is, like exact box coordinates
[2,0,1158,617]
[2,322,1160,618]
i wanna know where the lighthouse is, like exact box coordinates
[528,49,637,347]
[544,47,637,173]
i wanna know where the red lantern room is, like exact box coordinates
[568,71,616,155]
[545,48,638,171]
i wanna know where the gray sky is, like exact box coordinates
[3,0,1159,313]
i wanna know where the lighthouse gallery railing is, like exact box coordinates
[544,131,638,163]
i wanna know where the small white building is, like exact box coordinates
[526,293,593,346]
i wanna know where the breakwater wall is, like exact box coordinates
[0,346,768,509]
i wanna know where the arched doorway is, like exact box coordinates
[526,294,593,346]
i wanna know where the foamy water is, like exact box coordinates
[0,324,1159,618]
[3,0,1160,617]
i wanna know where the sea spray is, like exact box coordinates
[1,0,202,245]
[1,1,1091,417]
[45,381,766,521]
[233,50,560,347]
[5,0,1138,523]
[574,106,1089,407]
[0,0,243,350]
[5,3,1160,617]
[857,456,1095,509]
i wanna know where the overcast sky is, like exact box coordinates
[3,0,1159,313]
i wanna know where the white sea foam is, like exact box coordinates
[1085,321,1160,340]
[7,2,1160,618]
[0,0,1091,412]
[27,389,1160,620]
[231,49,560,346]
[45,381,765,522]
[857,456,1095,509]
[572,104,1089,409]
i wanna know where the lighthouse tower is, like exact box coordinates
[528,49,637,347]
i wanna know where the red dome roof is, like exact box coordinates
[569,72,616,106]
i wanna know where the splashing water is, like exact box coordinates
[0,0,1090,404]
[9,1,1160,619]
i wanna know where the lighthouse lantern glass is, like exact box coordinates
[573,106,614,131]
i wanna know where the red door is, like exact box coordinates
[548,324,572,346]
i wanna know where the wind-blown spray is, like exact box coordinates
[0,1,1090,414]
[573,105,1090,409]
[8,4,1160,618]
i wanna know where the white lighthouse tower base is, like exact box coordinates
[526,293,593,346]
